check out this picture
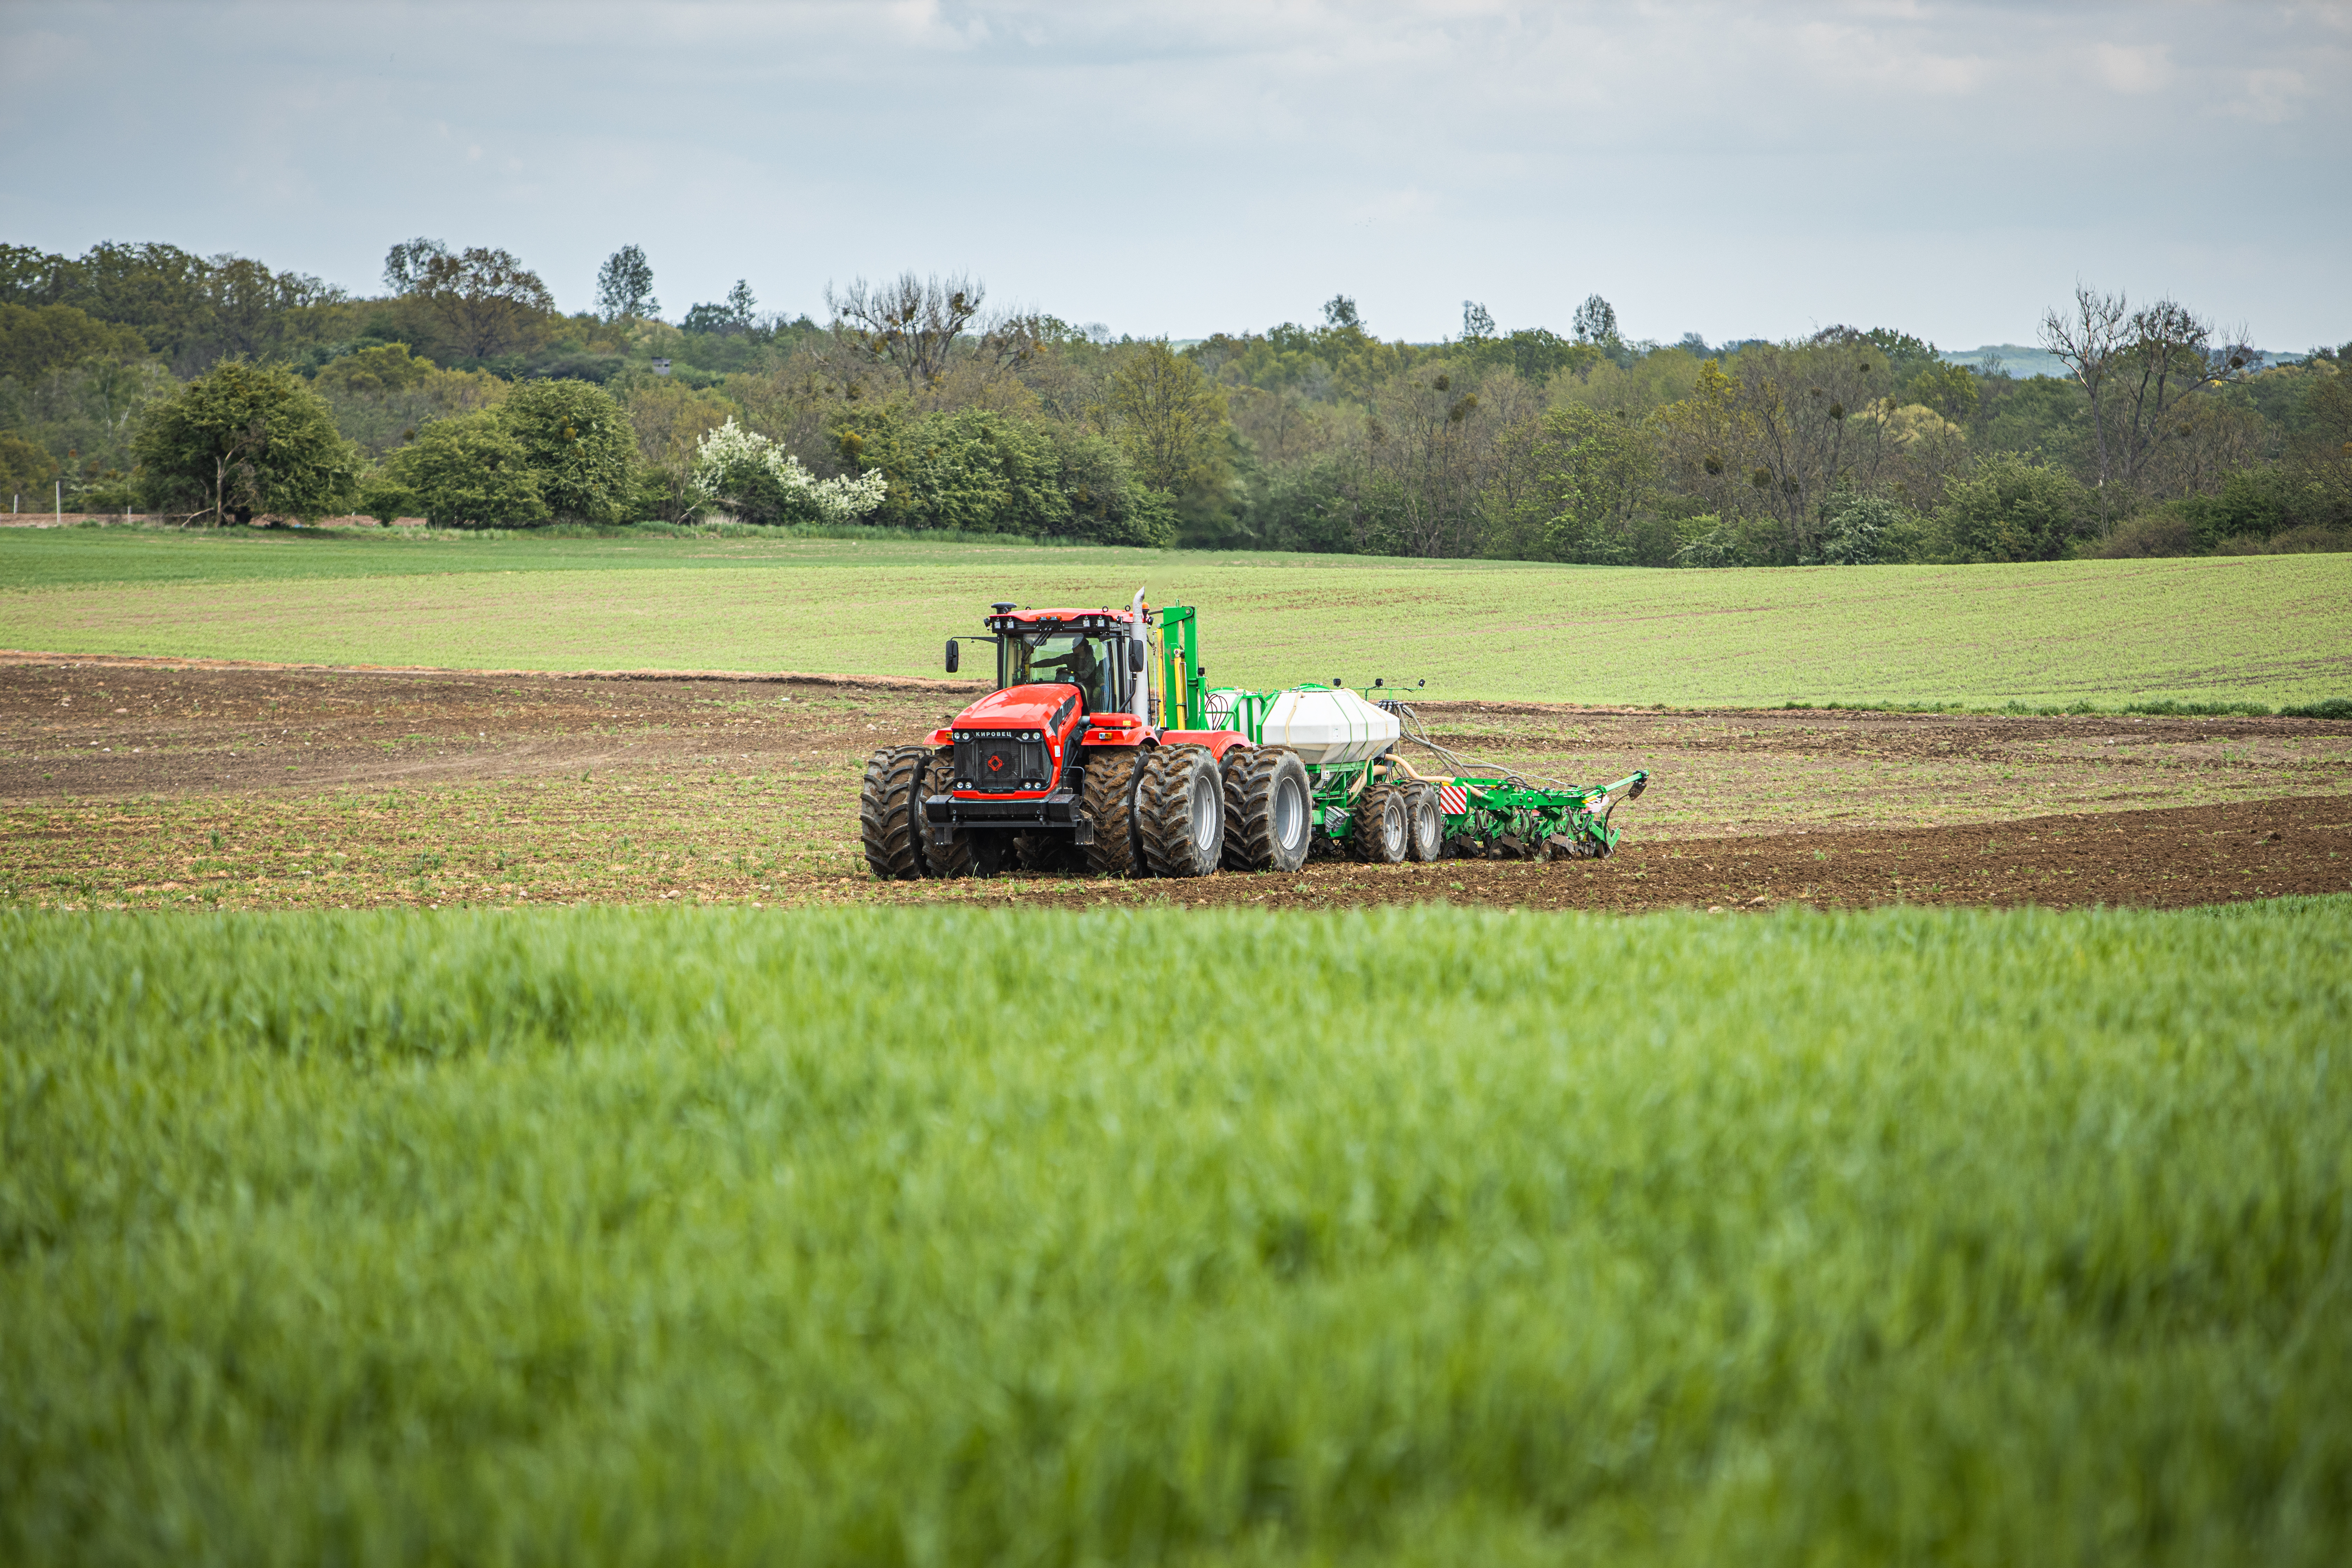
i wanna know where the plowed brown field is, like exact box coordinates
[4,654,2347,913]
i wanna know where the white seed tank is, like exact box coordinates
[1208,685,1401,767]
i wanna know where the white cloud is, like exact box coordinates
[2232,66,2310,120]
[2093,41,2176,93]
[0,0,2344,346]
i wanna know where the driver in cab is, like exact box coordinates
[1027,636,1103,706]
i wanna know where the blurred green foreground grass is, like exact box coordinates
[3,901,2349,1567]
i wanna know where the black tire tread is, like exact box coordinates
[858,744,931,880]
[1222,746,1310,874]
[1139,746,1223,878]
[921,752,976,878]
[1350,782,1410,864]
[1082,749,1149,877]
[1404,784,1443,863]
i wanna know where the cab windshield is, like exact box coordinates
[1002,632,1120,714]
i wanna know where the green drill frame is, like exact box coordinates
[1438,770,1650,859]
[1207,678,1649,859]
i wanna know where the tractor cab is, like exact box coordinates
[992,620,1127,716]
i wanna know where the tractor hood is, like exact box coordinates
[953,684,1079,732]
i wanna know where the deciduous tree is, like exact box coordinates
[2039,284,2256,525]
[827,273,983,391]
[596,245,659,323]
[0,303,148,383]
[1519,402,1656,562]
[384,238,450,295]
[312,345,507,460]
[410,247,557,359]
[1572,294,1620,346]
[496,378,635,523]
[1106,341,1227,496]
[391,412,547,528]
[0,431,59,501]
[132,361,358,525]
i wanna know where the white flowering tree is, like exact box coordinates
[688,418,888,525]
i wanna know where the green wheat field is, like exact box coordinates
[4,528,2348,708]
[5,899,2348,1566]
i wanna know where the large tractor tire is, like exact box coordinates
[919,751,981,878]
[1082,749,1150,878]
[859,745,932,880]
[1221,746,1312,874]
[1404,785,1444,863]
[1350,782,1410,864]
[1013,831,1082,872]
[1140,746,1226,878]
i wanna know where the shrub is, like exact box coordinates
[688,418,886,525]
[2193,466,2296,544]
[1044,427,1177,547]
[2095,509,2201,559]
[833,407,1177,546]
[1673,514,1741,568]
[2215,524,2350,556]
[357,473,417,526]
[1935,453,2085,562]
[495,378,634,524]
[1815,493,1909,565]
[389,412,548,528]
[0,430,59,500]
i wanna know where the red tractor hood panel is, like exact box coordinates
[953,684,1079,730]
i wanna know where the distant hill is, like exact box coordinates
[1940,342,2308,380]
[1939,344,2070,379]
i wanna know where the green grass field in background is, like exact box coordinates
[2,528,2347,708]
[5,900,2348,1566]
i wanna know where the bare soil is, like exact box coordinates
[4,655,2347,914]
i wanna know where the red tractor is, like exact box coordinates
[859,590,1310,879]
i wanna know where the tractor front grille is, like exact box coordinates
[954,733,1052,793]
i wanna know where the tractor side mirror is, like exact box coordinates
[1128,641,1145,674]
[944,639,960,674]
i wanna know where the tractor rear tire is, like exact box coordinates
[859,745,932,880]
[1404,785,1444,862]
[919,752,978,878]
[1140,746,1226,877]
[1082,749,1150,878]
[1222,746,1311,874]
[1350,783,1410,864]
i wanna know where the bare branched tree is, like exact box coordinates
[825,272,985,390]
[2040,284,2258,525]
[975,310,1049,376]
[1368,370,1487,557]
[2039,283,2132,519]
[2110,298,2258,495]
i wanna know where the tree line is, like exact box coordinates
[1,237,2344,562]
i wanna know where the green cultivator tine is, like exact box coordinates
[1437,768,1649,860]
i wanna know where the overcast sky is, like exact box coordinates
[4,1,2345,349]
